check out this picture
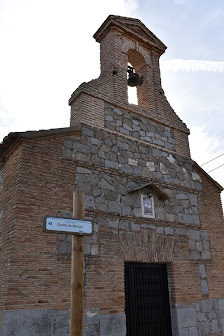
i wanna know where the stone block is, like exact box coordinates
[201,250,211,260]
[146,161,155,171]
[196,242,203,252]
[188,327,198,336]
[202,240,210,251]
[175,228,186,236]
[63,138,73,149]
[128,158,138,166]
[197,320,210,335]
[189,194,197,206]
[107,219,119,228]
[133,166,142,176]
[84,243,91,255]
[1,308,54,336]
[105,160,119,169]
[218,299,224,318]
[122,205,131,216]
[100,313,126,336]
[190,230,201,241]
[178,328,189,336]
[105,115,113,121]
[62,147,72,159]
[201,300,213,313]
[123,123,132,131]
[86,309,100,325]
[99,179,115,191]
[195,303,201,313]
[91,137,102,145]
[91,244,99,256]
[108,201,121,213]
[156,226,164,234]
[189,239,196,250]
[54,313,69,330]
[176,193,188,200]
[155,207,166,220]
[113,107,123,115]
[166,213,176,222]
[208,310,216,320]
[199,265,207,279]
[73,142,90,155]
[167,154,176,164]
[201,231,209,241]
[85,195,96,209]
[120,164,133,174]
[164,226,174,235]
[152,148,162,158]
[160,162,169,174]
[201,279,209,296]
[189,251,201,260]
[54,326,69,336]
[130,222,140,232]
[211,319,220,333]
[221,318,224,334]
[177,306,197,328]
[133,119,139,125]
[120,127,129,135]
[142,167,153,178]
[192,215,200,226]
[133,207,142,217]
[182,214,194,225]
[191,172,202,182]
[83,325,98,336]
[196,312,206,322]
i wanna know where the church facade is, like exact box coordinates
[0,15,224,336]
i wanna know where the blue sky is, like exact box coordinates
[0,0,223,204]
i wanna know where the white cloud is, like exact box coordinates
[160,59,224,72]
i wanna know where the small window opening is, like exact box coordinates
[127,63,138,105]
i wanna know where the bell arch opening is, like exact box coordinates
[127,49,150,110]
[127,62,138,105]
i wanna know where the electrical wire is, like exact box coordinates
[208,163,224,173]
[201,153,224,166]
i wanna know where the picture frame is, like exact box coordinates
[141,194,155,218]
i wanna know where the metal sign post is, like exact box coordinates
[43,190,91,336]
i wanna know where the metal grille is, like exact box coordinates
[125,263,173,336]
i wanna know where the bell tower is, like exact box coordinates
[69,15,190,158]
[93,15,167,112]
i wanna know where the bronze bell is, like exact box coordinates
[127,66,144,87]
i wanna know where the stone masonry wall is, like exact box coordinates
[104,103,176,151]
[63,124,202,191]
[75,167,201,227]
[172,298,224,336]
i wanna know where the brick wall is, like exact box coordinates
[0,133,79,312]
[0,145,23,313]
[197,173,224,299]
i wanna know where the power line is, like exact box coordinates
[201,153,224,166]
[208,163,224,173]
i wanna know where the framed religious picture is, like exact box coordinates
[141,194,155,218]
